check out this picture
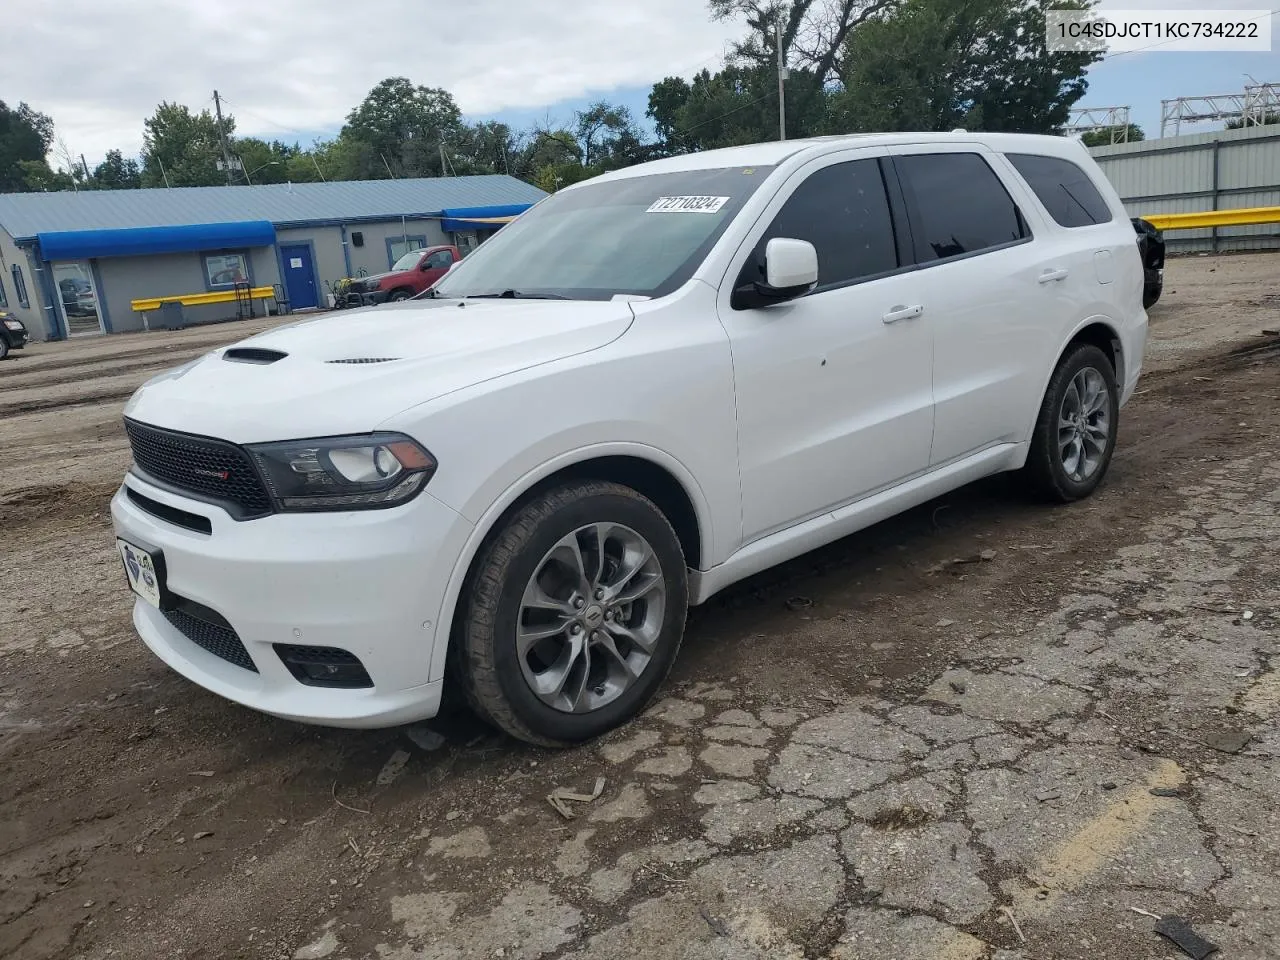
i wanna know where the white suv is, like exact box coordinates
[111,132,1147,745]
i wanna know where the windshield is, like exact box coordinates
[432,165,776,301]
[392,250,424,271]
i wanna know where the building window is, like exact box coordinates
[203,251,249,289]
[388,236,427,269]
[0,272,7,308]
[11,264,29,307]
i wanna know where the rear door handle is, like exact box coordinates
[882,304,924,324]
[1038,268,1069,284]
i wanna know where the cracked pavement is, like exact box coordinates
[2,254,1279,960]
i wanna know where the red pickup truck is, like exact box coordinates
[348,245,460,306]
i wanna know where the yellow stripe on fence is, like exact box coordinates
[131,286,277,312]
[1139,206,1280,231]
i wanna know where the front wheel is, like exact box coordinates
[1022,343,1119,502]
[388,290,411,302]
[0,339,8,361]
[451,480,688,746]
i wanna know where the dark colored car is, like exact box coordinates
[1132,217,1165,309]
[0,310,29,360]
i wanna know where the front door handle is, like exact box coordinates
[1038,268,1069,284]
[882,304,924,324]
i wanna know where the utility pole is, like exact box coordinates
[776,17,788,141]
[80,154,91,182]
[213,89,235,185]
[311,154,327,182]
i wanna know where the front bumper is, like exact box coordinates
[110,472,475,728]
[358,290,390,306]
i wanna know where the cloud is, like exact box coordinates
[7,0,742,165]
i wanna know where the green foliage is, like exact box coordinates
[1,100,56,192]
[92,149,143,189]
[1079,124,1144,147]
[831,0,1101,134]
[1226,111,1280,129]
[340,77,463,179]
[141,101,233,187]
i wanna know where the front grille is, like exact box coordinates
[124,419,272,518]
[163,602,257,672]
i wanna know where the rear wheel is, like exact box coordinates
[1023,343,1119,502]
[451,480,688,746]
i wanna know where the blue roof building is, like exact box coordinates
[0,175,546,340]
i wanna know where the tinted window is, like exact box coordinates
[896,153,1028,263]
[1008,153,1114,228]
[749,159,897,290]
[425,250,454,268]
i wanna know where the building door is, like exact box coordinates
[52,261,104,336]
[280,244,318,309]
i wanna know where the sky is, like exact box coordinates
[5,0,1280,170]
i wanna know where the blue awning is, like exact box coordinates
[439,204,533,232]
[37,221,277,261]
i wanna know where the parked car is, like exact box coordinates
[0,310,28,359]
[111,132,1148,746]
[58,277,97,317]
[1132,217,1166,308]
[345,245,460,305]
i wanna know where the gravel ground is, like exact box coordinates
[1,254,1278,960]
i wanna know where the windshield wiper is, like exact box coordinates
[465,290,569,300]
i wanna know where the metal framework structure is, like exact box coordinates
[1066,106,1133,144]
[1160,83,1280,137]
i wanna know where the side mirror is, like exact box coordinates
[731,237,819,309]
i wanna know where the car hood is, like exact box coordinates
[359,270,403,285]
[124,299,635,442]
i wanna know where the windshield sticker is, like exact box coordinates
[645,196,730,214]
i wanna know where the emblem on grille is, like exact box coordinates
[192,468,231,480]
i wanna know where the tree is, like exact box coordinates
[709,0,899,83]
[1226,111,1280,129]
[1,100,56,192]
[831,0,1100,134]
[341,78,464,178]
[1079,124,1144,147]
[233,137,302,184]
[93,149,143,189]
[141,101,233,187]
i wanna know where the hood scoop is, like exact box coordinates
[326,357,400,365]
[224,347,288,364]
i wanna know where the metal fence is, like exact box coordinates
[1089,124,1280,253]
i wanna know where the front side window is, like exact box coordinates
[744,158,898,292]
[1007,153,1114,228]
[895,153,1029,263]
[424,249,454,269]
[12,264,29,307]
[204,252,248,288]
[432,165,776,301]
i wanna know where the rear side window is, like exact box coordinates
[1008,153,1114,228]
[895,153,1029,263]
[749,158,898,290]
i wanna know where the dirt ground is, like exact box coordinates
[2,255,1278,960]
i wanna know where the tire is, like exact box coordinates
[450,480,689,747]
[1023,343,1119,503]
[388,290,411,302]
[0,339,8,361]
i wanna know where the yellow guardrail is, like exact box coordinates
[1139,206,1280,231]
[131,285,276,312]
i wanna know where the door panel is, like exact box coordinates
[280,245,318,309]
[718,151,934,543]
[889,145,1057,465]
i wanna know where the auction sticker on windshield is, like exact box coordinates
[646,196,730,214]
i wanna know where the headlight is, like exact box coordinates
[363,279,382,292]
[3,320,23,332]
[247,433,436,511]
